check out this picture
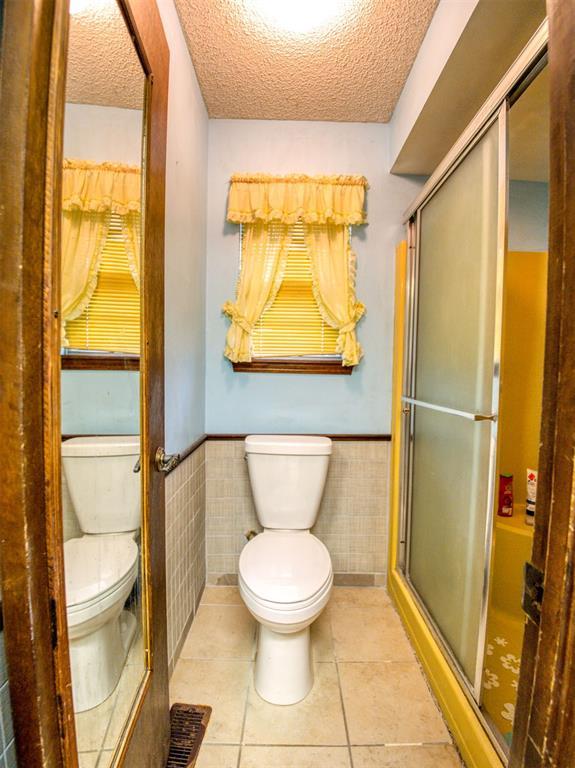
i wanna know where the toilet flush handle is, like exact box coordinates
[155,447,181,474]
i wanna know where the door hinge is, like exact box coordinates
[49,597,58,649]
[523,562,544,625]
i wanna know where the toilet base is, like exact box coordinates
[71,609,137,712]
[254,624,313,705]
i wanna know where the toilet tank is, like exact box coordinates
[245,435,332,529]
[61,436,141,534]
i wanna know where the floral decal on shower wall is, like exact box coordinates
[482,626,522,745]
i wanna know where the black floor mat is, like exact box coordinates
[166,703,212,767]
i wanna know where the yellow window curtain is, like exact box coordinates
[224,174,367,366]
[306,223,365,366]
[252,221,339,357]
[222,221,290,362]
[227,173,368,226]
[121,211,141,289]
[61,159,141,343]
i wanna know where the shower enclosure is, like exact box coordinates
[401,114,503,693]
[397,22,548,758]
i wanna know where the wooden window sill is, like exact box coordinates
[61,354,140,371]
[232,358,352,375]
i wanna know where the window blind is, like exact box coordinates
[251,220,339,358]
[65,213,140,354]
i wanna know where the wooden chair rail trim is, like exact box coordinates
[60,433,391,476]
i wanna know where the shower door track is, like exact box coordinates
[398,569,510,762]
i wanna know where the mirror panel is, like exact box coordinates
[60,1,147,765]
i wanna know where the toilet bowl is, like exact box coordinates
[240,531,333,704]
[61,436,141,712]
[239,435,333,705]
[65,534,139,711]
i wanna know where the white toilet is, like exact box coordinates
[239,435,333,705]
[61,436,141,712]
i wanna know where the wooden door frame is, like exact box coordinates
[510,1,575,765]
[0,0,170,766]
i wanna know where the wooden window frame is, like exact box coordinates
[61,353,140,371]
[233,358,352,375]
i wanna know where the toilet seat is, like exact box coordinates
[65,535,139,628]
[239,532,333,630]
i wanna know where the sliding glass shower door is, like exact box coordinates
[403,114,505,694]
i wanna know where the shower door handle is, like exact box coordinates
[401,397,497,422]
[155,447,181,474]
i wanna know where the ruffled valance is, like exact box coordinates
[227,173,368,226]
[62,159,141,215]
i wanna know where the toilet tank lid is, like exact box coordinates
[62,435,140,457]
[245,435,332,456]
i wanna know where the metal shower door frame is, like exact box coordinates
[398,103,508,705]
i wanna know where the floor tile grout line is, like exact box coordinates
[336,666,354,768]
[236,682,251,768]
[331,598,355,768]
[76,691,116,768]
[235,630,257,768]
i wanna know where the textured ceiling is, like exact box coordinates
[66,0,144,110]
[174,0,439,122]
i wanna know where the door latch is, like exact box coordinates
[522,561,544,625]
[155,447,181,474]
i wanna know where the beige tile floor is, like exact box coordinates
[76,627,146,768]
[170,587,464,768]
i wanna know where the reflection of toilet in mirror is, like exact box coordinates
[61,436,141,712]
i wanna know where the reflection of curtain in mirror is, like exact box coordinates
[122,211,141,289]
[61,208,111,335]
[61,159,141,344]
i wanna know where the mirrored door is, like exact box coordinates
[60,2,148,765]
[402,113,505,694]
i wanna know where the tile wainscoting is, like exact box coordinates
[165,443,206,674]
[0,618,16,768]
[205,440,390,587]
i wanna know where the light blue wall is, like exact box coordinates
[61,371,139,435]
[61,0,209,450]
[64,103,143,165]
[159,0,209,454]
[205,120,424,435]
[62,104,144,437]
[509,180,548,252]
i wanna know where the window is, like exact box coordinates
[223,173,367,373]
[64,213,140,356]
[250,221,340,359]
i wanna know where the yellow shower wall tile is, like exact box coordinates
[205,440,389,586]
